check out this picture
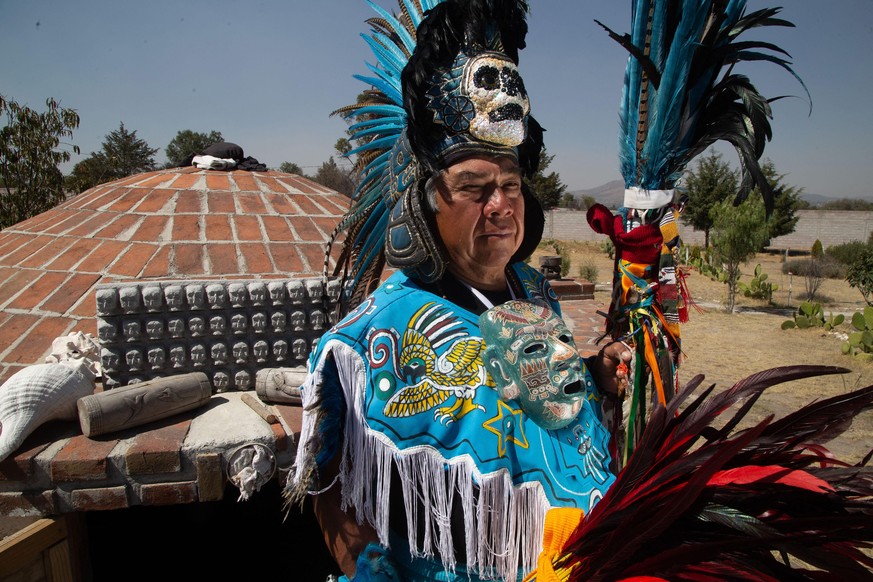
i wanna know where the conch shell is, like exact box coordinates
[0,333,100,462]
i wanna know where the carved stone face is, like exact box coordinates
[170,346,186,368]
[164,285,184,310]
[233,341,249,363]
[206,284,226,308]
[271,311,286,332]
[268,281,285,304]
[146,319,163,340]
[147,347,165,369]
[189,316,206,336]
[305,280,323,303]
[286,280,304,304]
[125,349,144,370]
[190,344,206,365]
[211,342,228,365]
[123,320,141,341]
[168,318,185,337]
[253,340,269,362]
[142,286,162,311]
[234,370,252,390]
[251,312,267,333]
[289,310,305,331]
[292,338,308,360]
[209,315,226,335]
[247,282,267,305]
[228,283,247,307]
[119,288,140,312]
[309,309,325,330]
[272,340,288,361]
[479,300,587,431]
[186,284,205,309]
[213,371,230,390]
[326,279,341,302]
[96,289,118,315]
[97,320,117,342]
[231,314,247,334]
[101,348,120,371]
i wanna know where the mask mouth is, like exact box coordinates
[563,379,583,395]
[490,103,525,122]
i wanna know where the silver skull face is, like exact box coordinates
[462,52,529,146]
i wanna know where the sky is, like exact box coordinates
[2,0,872,200]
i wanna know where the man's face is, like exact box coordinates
[434,155,524,286]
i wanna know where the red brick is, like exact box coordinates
[105,188,145,212]
[6,316,74,364]
[264,192,298,215]
[232,172,259,193]
[14,210,59,232]
[40,273,101,315]
[42,209,88,235]
[195,453,225,502]
[175,190,204,213]
[169,173,201,190]
[207,191,236,214]
[0,233,23,256]
[317,195,349,215]
[74,185,117,210]
[0,269,42,306]
[277,175,318,195]
[313,216,340,238]
[125,419,191,475]
[70,485,129,511]
[114,172,153,187]
[51,435,118,482]
[79,240,128,274]
[291,216,322,242]
[255,176,285,193]
[132,188,175,213]
[8,271,68,310]
[64,212,111,238]
[0,314,39,354]
[299,244,326,274]
[141,245,172,279]
[240,243,274,274]
[0,235,51,266]
[107,243,158,277]
[173,244,206,275]
[136,173,176,188]
[131,215,169,242]
[262,216,294,242]
[139,481,198,506]
[0,491,57,516]
[94,213,140,239]
[237,191,267,215]
[289,195,323,215]
[70,288,97,318]
[204,215,232,241]
[18,237,77,269]
[268,243,304,274]
[172,215,201,241]
[233,215,261,241]
[44,238,99,271]
[205,173,231,190]
[207,244,240,275]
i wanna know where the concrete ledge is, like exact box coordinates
[550,278,595,301]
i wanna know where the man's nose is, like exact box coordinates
[484,187,513,216]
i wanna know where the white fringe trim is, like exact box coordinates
[292,340,552,581]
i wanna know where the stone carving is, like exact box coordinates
[206,284,227,309]
[185,284,205,310]
[142,286,163,311]
[164,285,184,311]
[96,289,118,315]
[247,282,267,306]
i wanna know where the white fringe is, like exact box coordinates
[294,340,552,581]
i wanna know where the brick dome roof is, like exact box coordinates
[0,167,348,383]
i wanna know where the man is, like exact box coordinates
[284,1,628,580]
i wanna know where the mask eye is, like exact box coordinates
[523,341,546,355]
[473,65,500,90]
[558,333,574,344]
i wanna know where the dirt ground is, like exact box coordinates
[532,240,873,464]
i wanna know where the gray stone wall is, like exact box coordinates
[543,209,873,251]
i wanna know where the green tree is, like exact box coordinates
[820,198,873,211]
[756,159,801,242]
[313,157,354,196]
[164,129,223,167]
[279,161,304,175]
[0,96,80,229]
[526,149,566,211]
[68,122,158,192]
[709,196,769,313]
[846,247,873,306]
[680,151,738,247]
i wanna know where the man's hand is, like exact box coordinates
[590,341,632,400]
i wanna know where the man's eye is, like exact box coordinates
[523,341,546,354]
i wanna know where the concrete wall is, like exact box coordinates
[543,209,873,252]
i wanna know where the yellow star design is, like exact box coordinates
[483,400,529,457]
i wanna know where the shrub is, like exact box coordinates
[781,301,844,330]
[578,262,598,282]
[842,306,873,362]
[738,264,778,302]
[846,247,873,306]
[826,240,870,266]
[781,256,845,279]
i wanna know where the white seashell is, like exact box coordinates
[0,361,96,462]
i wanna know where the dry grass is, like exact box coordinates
[532,240,873,464]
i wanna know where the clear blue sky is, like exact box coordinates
[2,0,872,200]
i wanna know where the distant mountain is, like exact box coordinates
[568,182,866,209]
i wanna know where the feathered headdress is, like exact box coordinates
[586,1,809,469]
[525,366,873,580]
[325,0,545,315]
